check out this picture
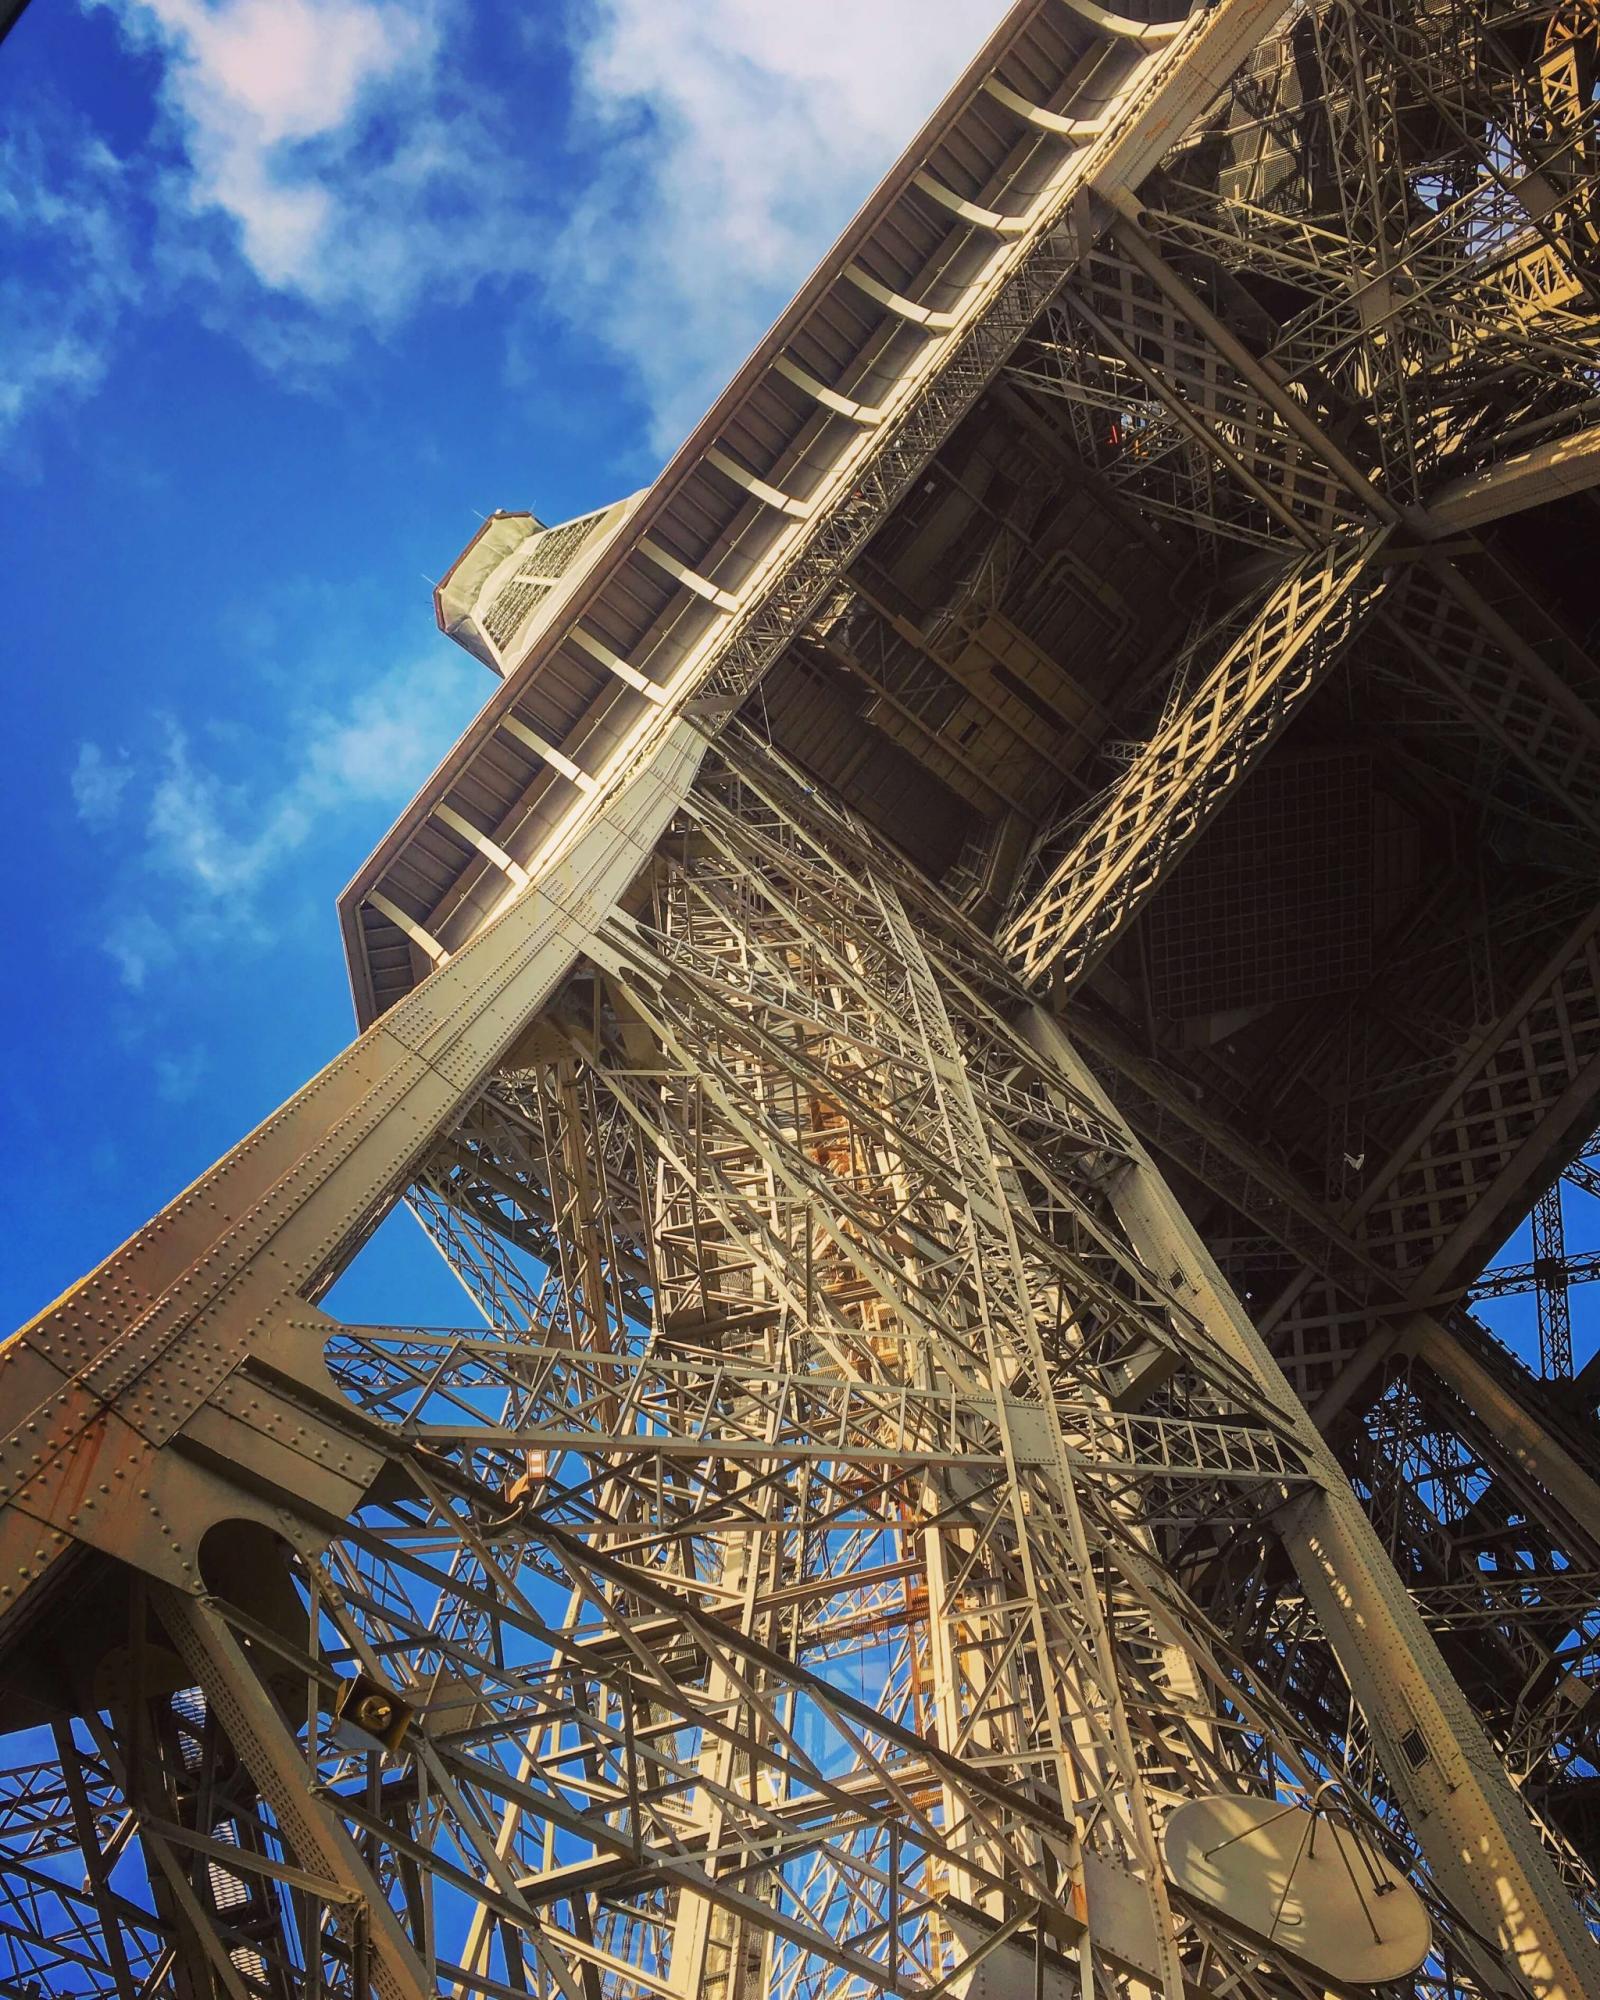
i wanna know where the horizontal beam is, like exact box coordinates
[1470,1248,1600,1300]
[1428,420,1600,531]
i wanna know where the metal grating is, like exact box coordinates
[1144,748,1373,1018]
[482,509,609,648]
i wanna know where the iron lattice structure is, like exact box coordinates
[7,0,1600,1996]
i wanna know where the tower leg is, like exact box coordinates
[1029,1009,1600,1999]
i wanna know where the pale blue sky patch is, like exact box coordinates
[70,742,136,827]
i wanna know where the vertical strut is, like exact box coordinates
[1032,1010,1600,1999]
[1533,1184,1576,1381]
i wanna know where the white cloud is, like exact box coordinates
[71,742,136,828]
[105,0,536,325]
[12,2,1001,451]
[144,651,476,899]
[154,1045,209,1101]
[84,646,482,988]
[0,118,144,448]
[146,725,258,895]
[104,908,179,992]
[555,0,1000,450]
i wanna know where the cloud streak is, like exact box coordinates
[147,0,422,292]
[80,646,482,989]
[70,742,136,828]
[0,112,146,449]
[554,0,999,450]
[116,0,538,324]
[3,0,542,444]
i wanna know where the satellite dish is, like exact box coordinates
[1164,1793,1432,1984]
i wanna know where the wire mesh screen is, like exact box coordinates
[1144,749,1374,1019]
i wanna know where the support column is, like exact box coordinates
[1405,1317,1600,1551]
[1026,1008,1600,2000]
[155,1589,429,2000]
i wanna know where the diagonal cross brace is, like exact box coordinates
[1001,528,1393,989]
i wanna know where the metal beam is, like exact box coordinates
[1034,1010,1600,1999]
[1002,532,1392,988]
[1429,421,1600,530]
[0,725,706,1638]
[1535,1183,1577,1379]
[1405,1315,1600,1555]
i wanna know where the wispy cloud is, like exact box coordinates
[0,111,145,449]
[104,908,179,993]
[8,1,997,454]
[131,0,431,294]
[4,0,541,444]
[154,1045,208,1101]
[86,646,483,989]
[120,0,544,322]
[144,652,470,894]
[113,0,539,325]
[554,0,999,450]
[70,742,136,828]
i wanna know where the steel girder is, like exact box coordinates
[999,0,1600,991]
[1074,1012,1600,1911]
[5,732,1597,1999]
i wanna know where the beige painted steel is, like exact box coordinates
[6,0,1600,1989]
[1428,422,1600,530]
[1032,1010,1600,1999]
[0,724,705,1631]
[1002,536,1392,986]
[1404,1315,1600,1553]
[339,0,1298,1022]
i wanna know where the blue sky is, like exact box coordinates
[1,0,999,1329]
[0,0,1582,1371]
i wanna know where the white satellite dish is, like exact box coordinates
[1164,1793,1432,1984]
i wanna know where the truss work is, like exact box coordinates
[3,739,1591,2000]
[8,0,1600,1996]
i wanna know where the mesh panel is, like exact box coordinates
[482,509,608,648]
[483,577,551,647]
[1144,749,1374,1017]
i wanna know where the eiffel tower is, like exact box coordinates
[7,1,1600,1995]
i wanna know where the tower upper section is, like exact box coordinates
[334,0,1221,1030]
[435,497,643,677]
